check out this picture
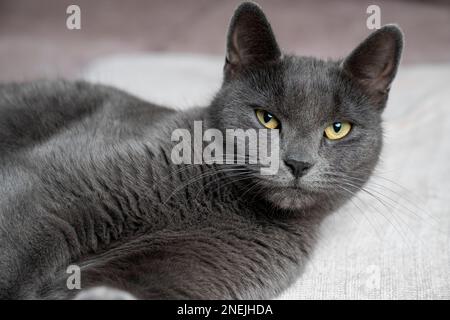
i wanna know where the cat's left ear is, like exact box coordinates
[341,25,403,101]
[224,2,281,80]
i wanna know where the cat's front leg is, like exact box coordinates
[0,201,79,299]
[44,226,306,300]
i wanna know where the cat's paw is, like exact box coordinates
[74,286,137,300]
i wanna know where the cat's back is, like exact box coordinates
[0,80,174,157]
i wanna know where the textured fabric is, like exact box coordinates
[82,54,450,299]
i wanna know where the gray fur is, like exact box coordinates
[0,2,403,299]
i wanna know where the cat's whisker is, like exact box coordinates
[333,184,386,242]
[323,171,430,219]
[162,166,255,205]
[361,183,444,233]
[346,183,418,247]
[323,171,443,232]
[242,179,269,201]
[193,170,255,200]
[159,153,261,183]
[368,173,439,224]
[322,175,409,238]
[326,177,419,247]
[315,186,372,246]
[325,170,428,217]
[158,163,202,181]
[359,184,447,242]
[162,169,229,205]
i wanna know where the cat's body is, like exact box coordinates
[0,3,403,299]
[0,80,316,299]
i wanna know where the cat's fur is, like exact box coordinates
[0,2,403,299]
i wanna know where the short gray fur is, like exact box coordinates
[0,2,403,299]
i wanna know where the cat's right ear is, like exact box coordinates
[224,2,281,80]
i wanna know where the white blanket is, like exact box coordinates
[82,53,450,299]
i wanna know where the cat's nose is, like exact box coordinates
[284,159,313,178]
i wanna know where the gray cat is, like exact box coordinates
[0,2,403,299]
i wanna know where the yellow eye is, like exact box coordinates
[256,109,280,129]
[324,122,352,140]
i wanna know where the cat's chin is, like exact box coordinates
[265,188,320,210]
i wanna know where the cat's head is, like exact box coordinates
[209,2,403,212]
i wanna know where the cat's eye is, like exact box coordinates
[324,122,352,140]
[255,109,280,129]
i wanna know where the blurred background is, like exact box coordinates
[0,0,449,83]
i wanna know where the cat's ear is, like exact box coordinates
[224,2,281,79]
[341,25,403,99]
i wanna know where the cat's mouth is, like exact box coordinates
[279,184,323,195]
[264,186,321,210]
[268,179,322,193]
